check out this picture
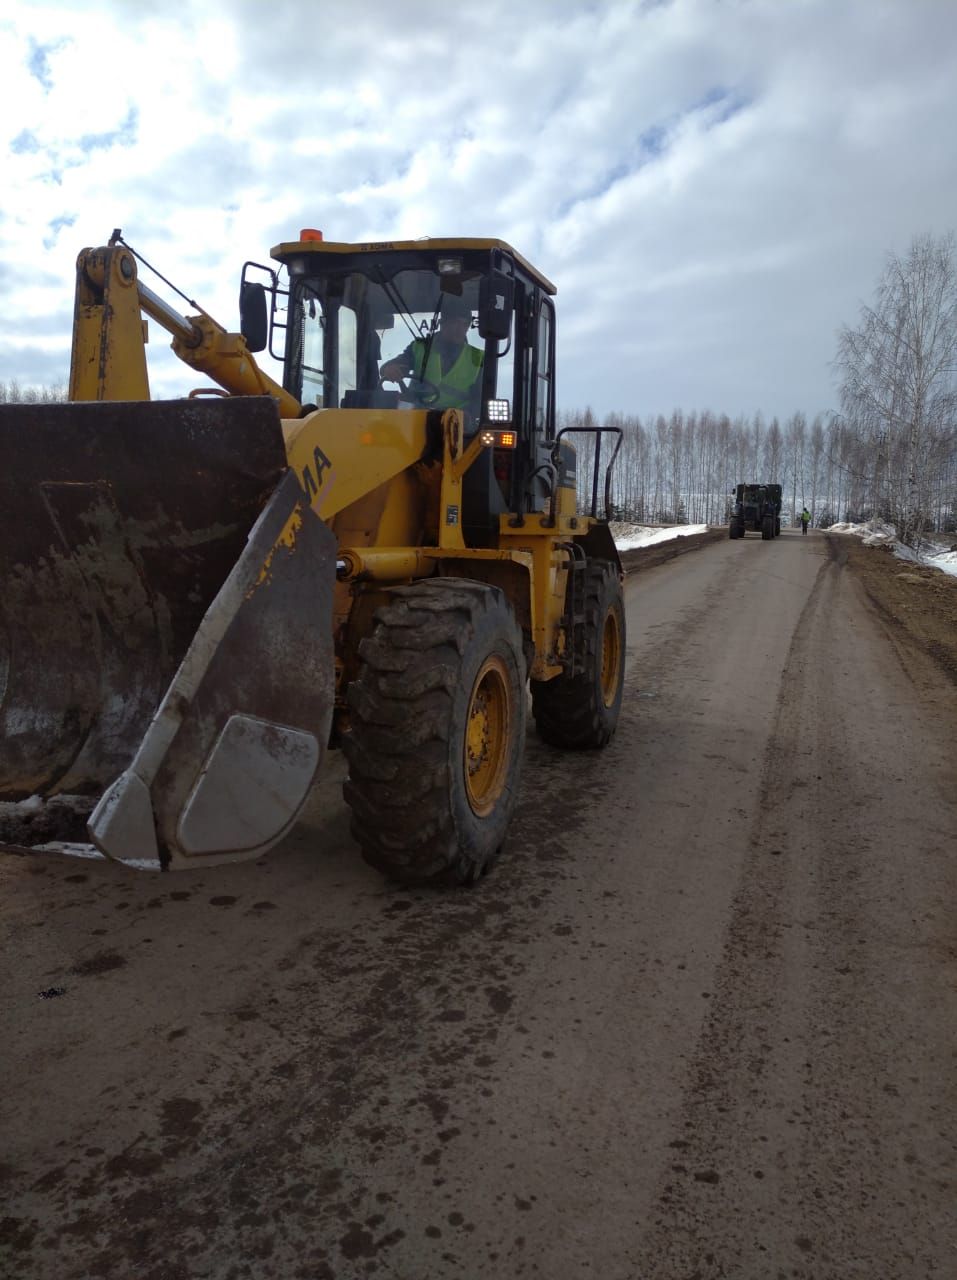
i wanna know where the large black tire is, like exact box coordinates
[342,580,527,886]
[531,560,625,749]
[729,523,738,539]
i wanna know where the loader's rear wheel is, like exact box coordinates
[342,580,526,886]
[531,560,625,749]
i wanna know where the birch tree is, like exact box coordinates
[808,414,825,523]
[785,412,807,524]
[836,232,957,545]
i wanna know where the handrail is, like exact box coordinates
[553,425,623,519]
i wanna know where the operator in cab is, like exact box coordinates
[379,295,483,417]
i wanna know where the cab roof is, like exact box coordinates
[270,235,556,295]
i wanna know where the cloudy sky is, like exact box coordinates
[3,0,956,420]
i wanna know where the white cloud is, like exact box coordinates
[1,0,956,418]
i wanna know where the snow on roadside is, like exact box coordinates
[610,518,957,579]
[826,520,897,546]
[827,521,957,578]
[611,523,708,551]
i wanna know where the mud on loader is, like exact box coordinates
[0,231,625,885]
[728,483,782,541]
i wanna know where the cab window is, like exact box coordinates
[536,302,554,435]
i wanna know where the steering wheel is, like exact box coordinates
[379,374,441,407]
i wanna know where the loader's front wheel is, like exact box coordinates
[531,560,625,749]
[342,580,527,886]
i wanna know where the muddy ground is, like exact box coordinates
[1,524,954,1279]
[822,534,957,687]
[622,527,957,687]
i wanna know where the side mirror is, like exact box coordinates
[478,271,514,341]
[239,282,268,353]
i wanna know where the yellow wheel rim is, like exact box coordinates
[600,605,622,708]
[464,656,511,817]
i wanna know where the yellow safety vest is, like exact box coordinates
[412,339,483,409]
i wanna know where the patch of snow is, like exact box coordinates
[0,794,44,814]
[612,523,708,551]
[923,547,957,578]
[34,842,105,859]
[826,520,957,578]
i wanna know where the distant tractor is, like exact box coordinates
[729,483,782,540]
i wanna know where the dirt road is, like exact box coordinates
[2,530,955,1279]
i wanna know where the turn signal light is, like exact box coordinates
[480,429,517,449]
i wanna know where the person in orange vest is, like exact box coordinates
[380,295,484,416]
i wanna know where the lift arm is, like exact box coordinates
[68,237,302,418]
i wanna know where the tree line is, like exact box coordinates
[567,231,957,541]
[0,381,65,404]
[4,234,954,542]
[562,401,956,534]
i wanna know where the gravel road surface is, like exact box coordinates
[2,528,954,1279]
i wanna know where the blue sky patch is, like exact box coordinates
[78,106,139,155]
[27,37,66,92]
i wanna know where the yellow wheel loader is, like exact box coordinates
[0,229,625,884]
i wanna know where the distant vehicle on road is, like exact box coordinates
[729,483,782,540]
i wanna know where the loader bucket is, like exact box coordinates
[0,397,337,868]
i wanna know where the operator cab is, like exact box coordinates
[241,236,566,542]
